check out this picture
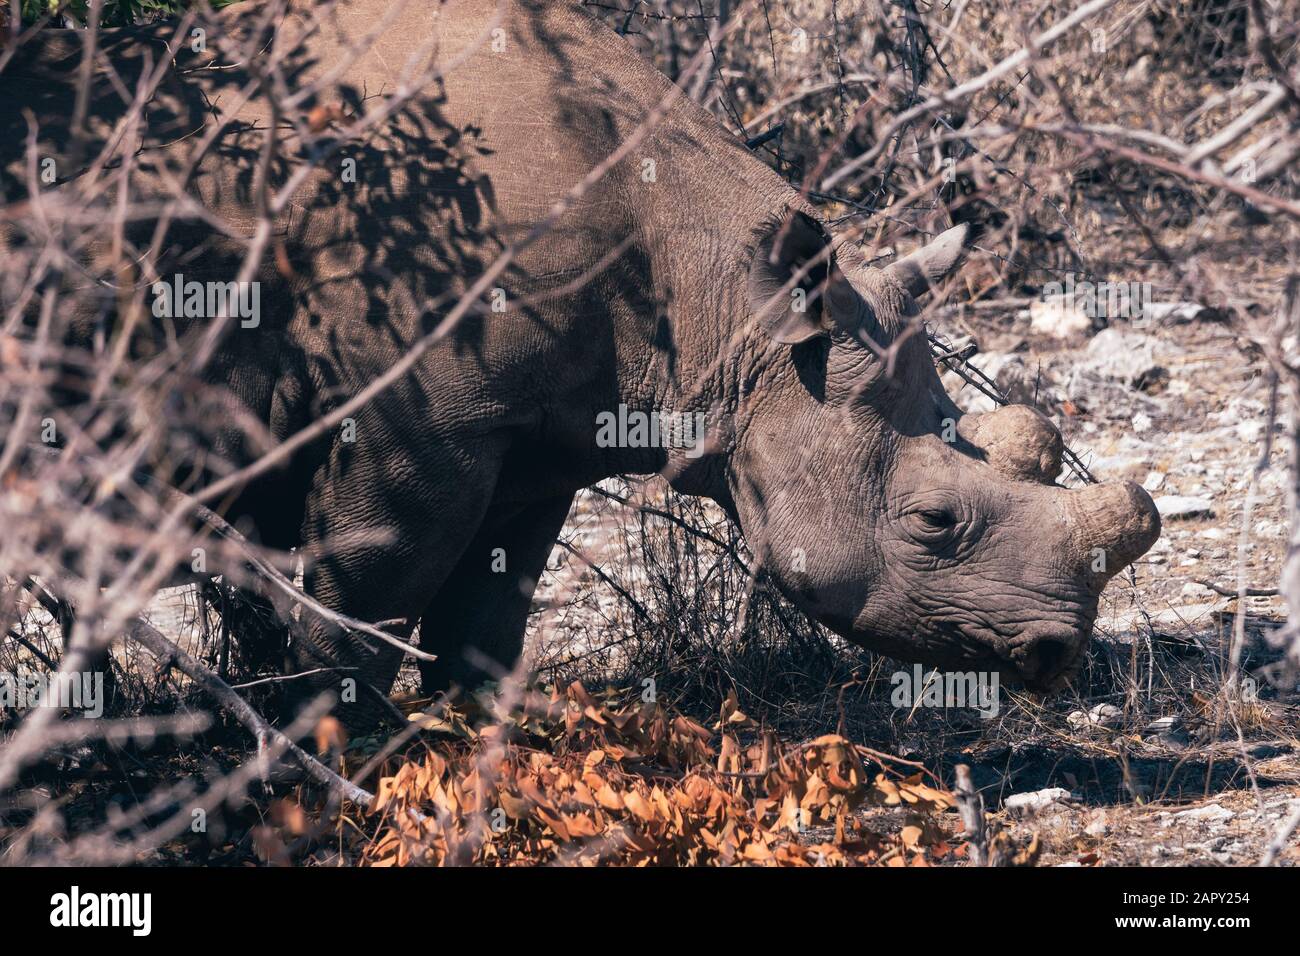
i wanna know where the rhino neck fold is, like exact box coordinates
[594,208,800,502]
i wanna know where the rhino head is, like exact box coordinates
[719,214,1160,692]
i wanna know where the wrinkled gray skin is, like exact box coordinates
[2,0,1159,726]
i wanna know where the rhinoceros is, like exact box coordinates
[1,0,1158,725]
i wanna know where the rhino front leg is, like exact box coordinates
[417,494,573,697]
[286,438,507,729]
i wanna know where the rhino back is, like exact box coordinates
[2,0,809,508]
[256,0,806,430]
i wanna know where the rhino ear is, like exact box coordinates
[885,224,970,298]
[749,213,834,344]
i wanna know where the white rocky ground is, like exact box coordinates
[930,306,1299,865]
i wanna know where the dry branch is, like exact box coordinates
[125,617,375,807]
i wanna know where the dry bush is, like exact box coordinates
[525,481,854,726]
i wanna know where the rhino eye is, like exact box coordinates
[918,509,958,530]
[907,507,962,546]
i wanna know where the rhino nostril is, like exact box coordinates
[1017,630,1079,685]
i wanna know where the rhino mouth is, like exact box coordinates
[929,620,1088,693]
